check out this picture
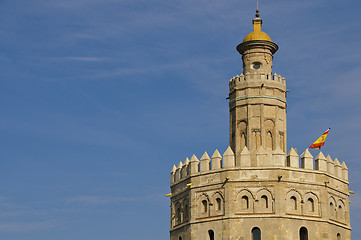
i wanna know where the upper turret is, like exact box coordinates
[229,9,286,160]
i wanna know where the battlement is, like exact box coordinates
[170,147,348,185]
[229,73,286,89]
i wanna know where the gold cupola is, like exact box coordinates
[243,9,272,43]
[237,9,278,55]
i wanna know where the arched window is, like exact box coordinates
[266,131,273,150]
[241,196,249,209]
[307,198,314,212]
[337,205,344,222]
[261,195,268,209]
[264,120,274,150]
[176,207,181,224]
[184,204,189,220]
[299,227,308,240]
[337,233,341,240]
[216,198,222,211]
[290,196,297,210]
[252,227,261,240]
[208,230,214,240]
[202,200,208,213]
[241,132,247,149]
[330,202,335,218]
[239,121,247,149]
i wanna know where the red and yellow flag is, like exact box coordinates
[309,128,330,149]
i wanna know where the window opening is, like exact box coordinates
[330,202,335,218]
[252,227,261,240]
[208,230,214,240]
[307,198,314,212]
[202,200,208,213]
[184,204,188,220]
[261,195,268,209]
[299,227,308,240]
[338,205,344,221]
[290,196,297,210]
[337,233,341,240]
[242,196,249,209]
[177,207,181,224]
[216,198,222,211]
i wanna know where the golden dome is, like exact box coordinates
[243,18,272,42]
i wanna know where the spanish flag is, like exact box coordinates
[309,128,330,149]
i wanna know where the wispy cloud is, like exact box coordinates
[65,57,108,62]
[0,221,59,232]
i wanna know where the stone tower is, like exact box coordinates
[169,10,351,240]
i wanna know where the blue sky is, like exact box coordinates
[0,0,360,239]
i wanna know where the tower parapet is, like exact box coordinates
[170,147,349,184]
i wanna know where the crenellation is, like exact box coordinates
[245,72,251,81]
[301,149,313,170]
[273,146,286,166]
[176,161,183,181]
[170,147,348,184]
[200,152,211,172]
[189,154,199,174]
[334,158,342,178]
[341,161,348,181]
[239,146,251,167]
[182,158,190,178]
[211,150,222,170]
[256,146,269,166]
[229,73,286,89]
[171,165,177,184]
[327,155,335,175]
[223,146,235,168]
[287,148,299,167]
[273,73,278,80]
[240,73,244,81]
[315,152,328,172]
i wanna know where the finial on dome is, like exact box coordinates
[255,0,260,17]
